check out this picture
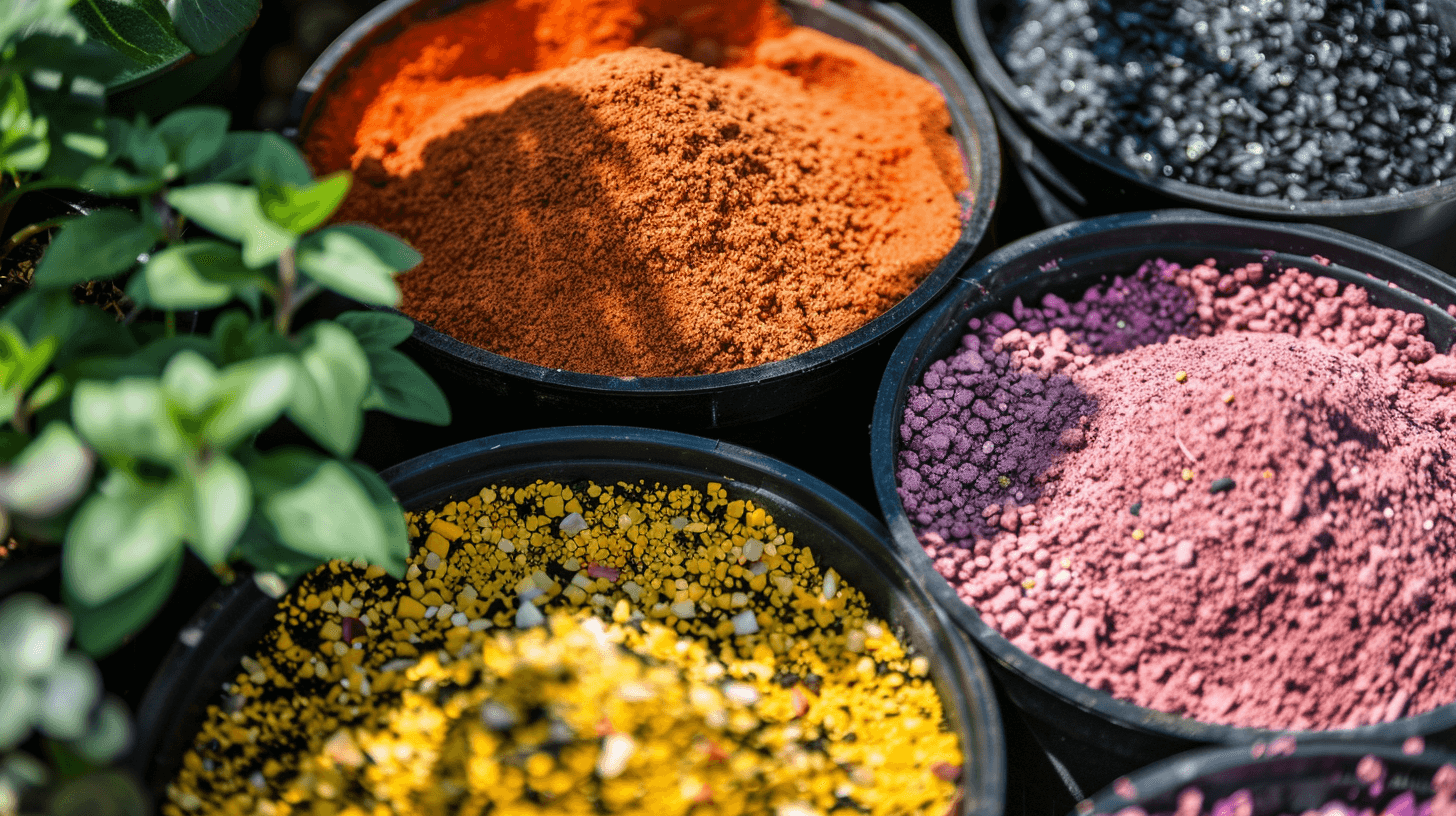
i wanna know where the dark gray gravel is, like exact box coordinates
[994,0,1456,200]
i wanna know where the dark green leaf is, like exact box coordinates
[124,115,170,175]
[258,456,395,569]
[12,34,130,82]
[71,0,188,71]
[40,105,110,184]
[75,162,159,197]
[210,310,250,363]
[260,171,350,234]
[286,322,369,456]
[69,700,131,764]
[193,131,311,186]
[33,209,156,290]
[0,422,93,518]
[334,310,415,351]
[138,240,261,310]
[66,547,181,657]
[294,225,418,306]
[166,183,294,267]
[63,476,186,606]
[189,454,249,565]
[231,515,321,581]
[344,461,408,577]
[203,354,296,449]
[360,348,450,426]
[71,376,190,464]
[171,0,261,55]
[156,106,228,172]
[2,290,78,348]
[52,305,138,369]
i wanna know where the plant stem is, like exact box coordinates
[0,217,67,267]
[275,245,298,336]
[165,311,176,338]
[0,179,77,212]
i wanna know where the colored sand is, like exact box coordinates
[899,258,1456,729]
[167,479,961,815]
[305,0,968,377]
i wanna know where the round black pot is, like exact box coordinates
[952,0,1456,272]
[131,426,1007,816]
[1076,742,1456,816]
[281,0,1002,506]
[870,209,1456,799]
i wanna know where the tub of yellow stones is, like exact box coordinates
[131,427,1006,816]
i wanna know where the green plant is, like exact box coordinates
[0,0,450,657]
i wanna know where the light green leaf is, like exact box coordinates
[66,547,181,657]
[171,0,261,55]
[260,457,394,569]
[260,171,350,234]
[0,0,82,48]
[344,461,409,577]
[0,594,71,679]
[360,348,450,426]
[156,106,228,172]
[27,373,65,413]
[159,349,218,416]
[203,354,295,449]
[71,377,190,465]
[70,699,131,764]
[165,184,295,268]
[190,454,249,565]
[193,131,311,186]
[63,477,186,606]
[33,209,156,290]
[286,322,369,456]
[0,423,93,518]
[334,310,414,351]
[294,224,420,306]
[0,321,58,393]
[139,240,260,310]
[36,654,101,741]
[71,0,188,72]
[0,682,37,751]
[1,74,49,175]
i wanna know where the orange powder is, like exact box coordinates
[305,0,970,377]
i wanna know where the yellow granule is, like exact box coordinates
[165,479,962,815]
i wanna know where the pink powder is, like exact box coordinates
[922,260,1456,730]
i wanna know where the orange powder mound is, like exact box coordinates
[305,0,970,377]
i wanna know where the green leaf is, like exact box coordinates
[158,349,218,416]
[12,34,129,82]
[210,310,250,363]
[171,0,261,55]
[123,115,169,175]
[63,476,186,606]
[33,209,156,290]
[137,240,262,310]
[344,461,408,577]
[189,454,249,565]
[286,322,370,456]
[71,0,188,71]
[36,654,101,741]
[360,348,450,426]
[66,546,181,656]
[69,700,130,764]
[0,321,58,393]
[203,354,295,449]
[48,769,148,816]
[334,310,414,351]
[0,0,82,47]
[0,422,93,517]
[155,106,228,173]
[256,455,395,569]
[0,681,37,751]
[71,377,190,465]
[41,105,110,184]
[166,183,295,268]
[260,171,350,234]
[1,74,49,175]
[193,131,311,186]
[294,225,420,306]
[232,515,321,581]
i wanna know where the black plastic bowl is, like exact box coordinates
[285,0,1001,442]
[870,209,1456,798]
[1076,742,1456,816]
[953,0,1456,271]
[130,427,1007,816]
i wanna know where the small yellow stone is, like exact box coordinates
[1131,529,1145,541]
[1182,468,1194,481]
[1174,370,1188,383]
[424,532,450,559]
[396,597,427,620]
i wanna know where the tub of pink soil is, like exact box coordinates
[870,210,1456,797]
[1076,741,1456,816]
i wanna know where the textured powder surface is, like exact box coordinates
[305,1,968,377]
[1145,757,1456,816]
[899,259,1456,729]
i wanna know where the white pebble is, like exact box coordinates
[560,512,588,536]
[750,561,769,576]
[380,658,415,673]
[423,552,442,571]
[731,609,759,635]
[435,603,454,620]
[572,573,592,588]
[671,516,690,530]
[460,584,478,600]
[467,618,493,632]
[481,701,518,730]
[822,569,839,600]
[424,606,438,618]
[622,581,644,601]
[498,540,515,553]
[358,614,373,628]
[743,539,764,561]
[670,600,696,619]
[321,600,338,614]
[845,630,866,653]
[723,682,759,706]
[596,734,636,779]
[1384,507,1395,519]
[450,612,469,628]
[515,601,544,629]
[1425,519,1435,531]
[179,627,203,647]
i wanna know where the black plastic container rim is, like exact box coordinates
[951,0,1456,219]
[1079,741,1456,816]
[870,208,1456,747]
[282,0,1001,397]
[131,425,1007,816]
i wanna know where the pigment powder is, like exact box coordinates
[166,480,962,815]
[304,0,968,377]
[897,258,1456,729]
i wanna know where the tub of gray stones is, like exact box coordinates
[954,0,1456,270]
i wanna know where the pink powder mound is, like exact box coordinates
[929,261,1456,730]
